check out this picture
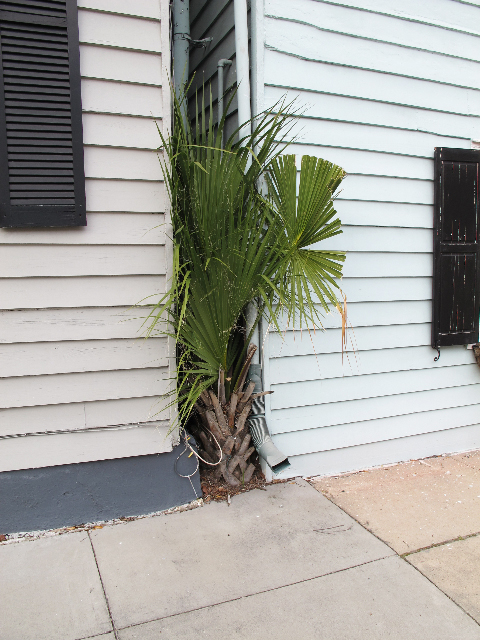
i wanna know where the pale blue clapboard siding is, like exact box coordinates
[258,0,480,476]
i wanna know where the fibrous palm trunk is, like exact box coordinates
[193,345,268,486]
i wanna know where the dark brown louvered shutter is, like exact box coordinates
[432,148,480,349]
[0,0,85,228]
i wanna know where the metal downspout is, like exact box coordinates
[173,0,190,122]
[234,0,290,475]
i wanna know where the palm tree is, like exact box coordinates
[146,89,346,484]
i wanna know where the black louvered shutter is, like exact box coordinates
[0,0,85,228]
[432,148,480,349]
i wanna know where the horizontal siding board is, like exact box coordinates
[333,277,431,303]
[0,396,168,438]
[0,307,154,344]
[278,424,480,479]
[337,175,433,205]
[0,275,165,310]
[77,0,162,20]
[333,201,433,229]
[265,17,480,91]
[289,144,434,181]
[0,367,169,409]
[0,422,172,473]
[82,114,162,150]
[269,323,432,358]
[78,10,162,52]
[341,252,432,278]
[274,403,480,457]
[265,50,480,117]
[312,0,480,37]
[270,383,480,435]
[0,338,168,378]
[266,86,480,142]
[277,116,469,158]
[85,179,165,213]
[270,345,473,386]
[0,214,165,245]
[0,245,165,277]
[80,45,163,86]
[319,226,432,252]
[84,147,162,181]
[267,0,480,64]
[270,364,480,410]
[81,79,163,118]
[276,300,431,331]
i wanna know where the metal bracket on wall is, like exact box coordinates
[434,347,441,362]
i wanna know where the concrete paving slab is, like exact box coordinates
[117,556,480,640]
[453,450,480,472]
[0,532,112,640]
[90,479,393,629]
[312,456,480,554]
[407,534,480,623]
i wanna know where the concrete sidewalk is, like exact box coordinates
[1,476,480,639]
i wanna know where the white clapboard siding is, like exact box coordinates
[0,275,165,310]
[341,252,432,278]
[318,226,432,252]
[277,117,469,158]
[270,364,479,411]
[78,10,162,52]
[82,114,162,150]
[316,0,480,36]
[85,179,164,212]
[274,300,431,332]
[274,403,480,458]
[0,245,165,277]
[0,2,172,471]
[278,424,480,479]
[289,144,434,181]
[80,45,163,85]
[81,80,163,118]
[267,0,480,63]
[0,396,168,438]
[264,50,480,117]
[333,277,431,302]
[270,384,480,434]
[333,201,433,229]
[265,18,480,92]
[77,0,162,20]
[267,86,480,142]
[85,147,162,181]
[269,323,432,358]
[270,345,472,386]
[0,214,165,245]
[0,307,155,344]
[0,367,169,409]
[0,338,167,378]
[0,423,171,473]
[257,0,480,479]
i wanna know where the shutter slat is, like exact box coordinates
[433,148,480,349]
[0,0,86,227]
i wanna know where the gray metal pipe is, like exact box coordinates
[217,59,232,147]
[173,0,190,122]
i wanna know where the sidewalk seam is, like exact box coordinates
[88,530,119,640]
[401,530,480,558]
[115,554,394,633]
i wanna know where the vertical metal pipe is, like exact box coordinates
[173,0,190,123]
[233,0,252,143]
